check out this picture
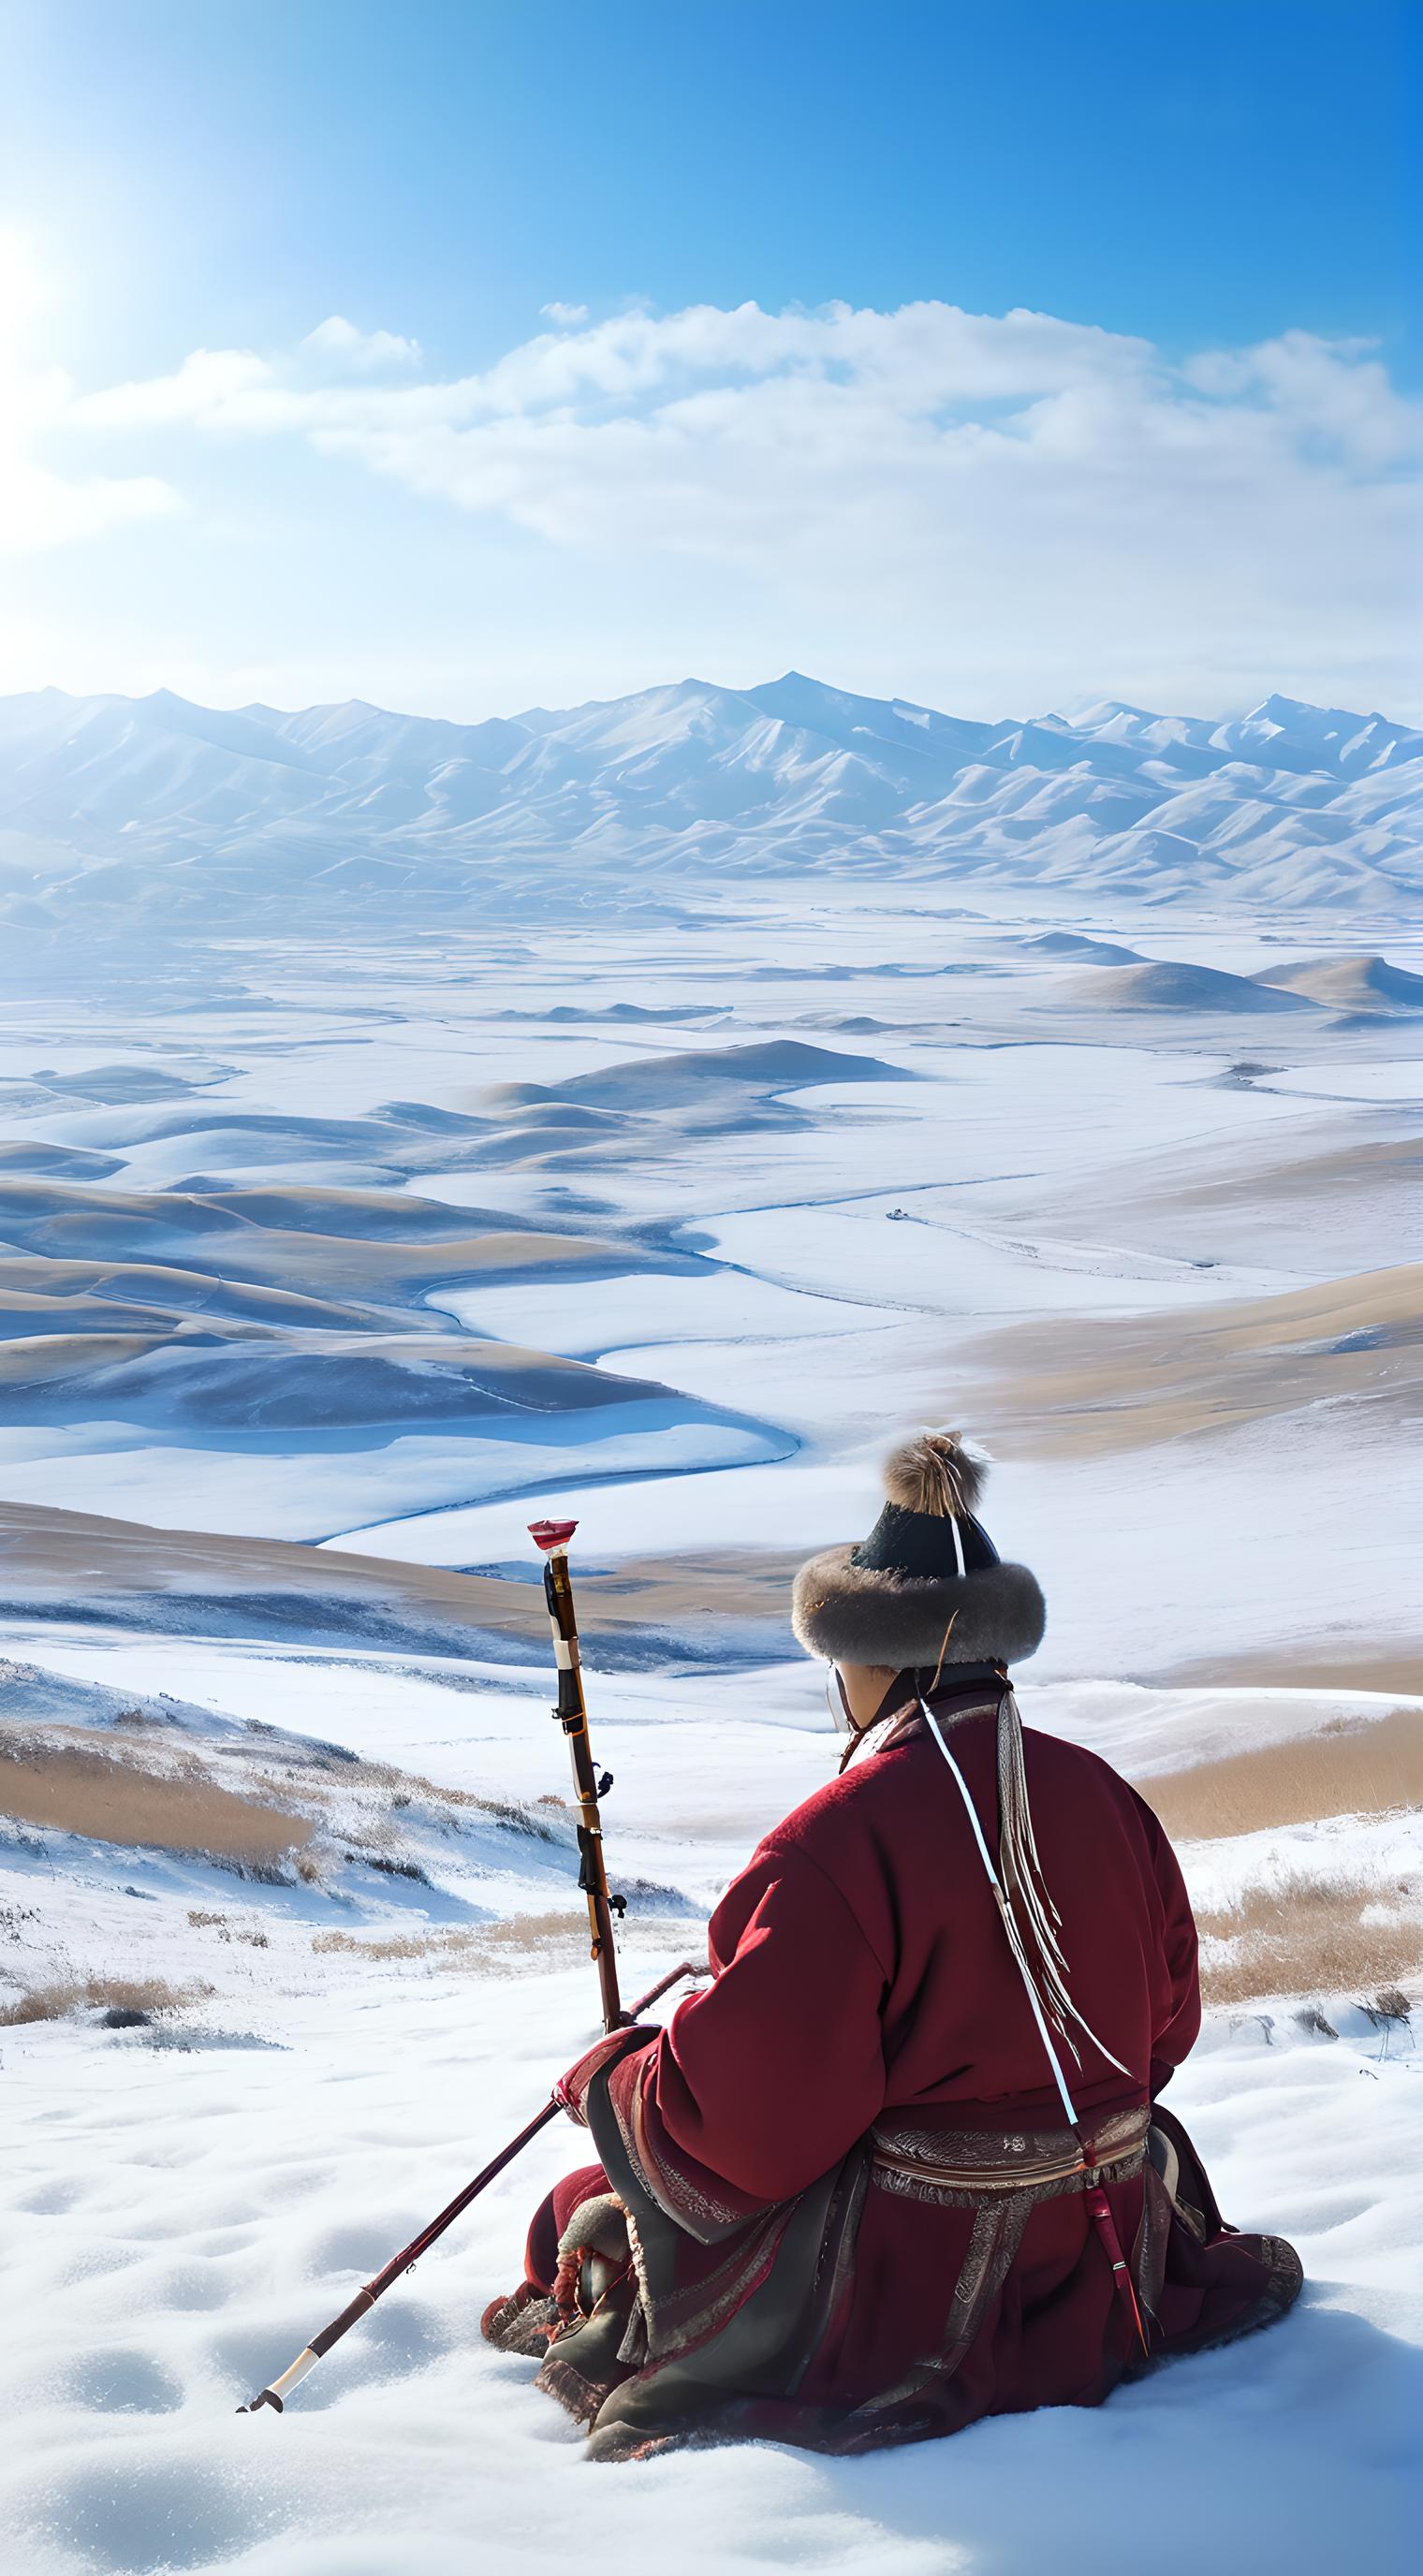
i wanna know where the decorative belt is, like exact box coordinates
[870,2105,1149,2205]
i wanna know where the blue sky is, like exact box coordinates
[1,1,1416,719]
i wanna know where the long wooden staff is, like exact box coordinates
[528,1516,626,2032]
[238,1959,702,2414]
[241,1513,707,2416]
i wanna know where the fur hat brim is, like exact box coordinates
[791,1544,1046,1669]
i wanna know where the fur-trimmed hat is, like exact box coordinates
[791,1430,1045,1670]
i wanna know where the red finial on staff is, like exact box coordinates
[528,1517,579,1551]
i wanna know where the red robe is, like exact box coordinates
[507,1677,1300,2453]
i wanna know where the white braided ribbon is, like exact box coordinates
[921,1697,1132,2121]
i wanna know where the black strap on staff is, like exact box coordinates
[528,1516,626,2034]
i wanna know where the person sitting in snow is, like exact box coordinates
[483,1429,1301,2458]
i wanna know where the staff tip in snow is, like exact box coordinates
[237,2349,320,2414]
[236,1968,706,2418]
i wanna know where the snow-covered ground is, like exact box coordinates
[1,887,1419,2570]
[3,1642,1419,2576]
[5,1971,1420,2576]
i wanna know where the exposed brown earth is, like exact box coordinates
[1133,1705,1423,1841]
[0,1733,314,1860]
[1171,1131,1423,1210]
[0,1495,799,1656]
[965,1263,1421,1457]
[1136,1705,1423,2006]
[1157,1643,1423,1695]
[0,1493,1413,1691]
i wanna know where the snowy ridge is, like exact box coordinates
[1,673,1420,920]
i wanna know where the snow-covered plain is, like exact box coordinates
[1,861,1419,2573]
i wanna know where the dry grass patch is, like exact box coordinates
[1137,1706,1423,1841]
[312,1910,585,1970]
[185,1909,269,1947]
[0,1735,313,1861]
[311,1928,470,1965]
[1196,1868,1423,2005]
[0,1975,209,2027]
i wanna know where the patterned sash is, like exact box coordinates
[870,2103,1149,2204]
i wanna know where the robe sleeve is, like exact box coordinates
[636,1840,889,2203]
[559,1837,889,2213]
[1130,1789,1201,2093]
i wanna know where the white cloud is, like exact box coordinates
[539,301,590,328]
[73,346,274,430]
[13,289,1422,713]
[300,315,423,369]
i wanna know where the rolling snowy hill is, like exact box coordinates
[0,673,1419,925]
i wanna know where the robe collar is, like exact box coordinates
[839,1661,1007,1771]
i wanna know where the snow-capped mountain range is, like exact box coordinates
[1,670,1419,921]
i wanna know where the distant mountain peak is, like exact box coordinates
[0,672,1416,926]
[1253,691,1326,719]
[1243,691,1365,733]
